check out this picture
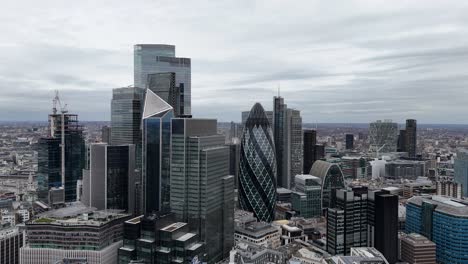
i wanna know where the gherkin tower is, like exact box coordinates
[239,103,277,222]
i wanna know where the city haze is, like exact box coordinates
[1,0,468,123]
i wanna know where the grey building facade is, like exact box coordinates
[110,87,144,146]
[170,118,234,263]
[455,148,468,196]
[369,120,398,154]
[82,143,136,213]
[134,44,191,116]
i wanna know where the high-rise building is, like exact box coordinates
[309,160,345,210]
[291,175,322,218]
[368,190,398,264]
[227,141,240,190]
[455,148,468,196]
[369,120,398,154]
[170,118,234,263]
[134,44,191,116]
[406,195,468,264]
[110,87,144,146]
[345,134,354,150]
[273,96,303,189]
[81,143,136,213]
[405,119,417,157]
[398,129,407,152]
[101,125,111,143]
[326,189,368,255]
[303,129,317,173]
[141,90,174,214]
[0,228,23,264]
[239,103,277,223]
[400,233,436,264]
[37,103,85,203]
[20,208,130,264]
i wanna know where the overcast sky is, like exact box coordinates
[1,0,468,123]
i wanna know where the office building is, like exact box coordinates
[280,224,307,246]
[82,143,136,213]
[340,156,367,179]
[398,129,407,152]
[0,228,23,264]
[400,233,436,264]
[326,189,367,255]
[234,221,281,249]
[20,205,130,264]
[369,120,398,154]
[291,175,322,218]
[110,87,144,146]
[405,119,417,157]
[273,96,303,189]
[134,44,191,116]
[141,90,174,214]
[385,160,426,180]
[368,190,398,264]
[455,148,468,196]
[37,103,85,203]
[436,180,462,199]
[406,195,468,264]
[345,134,354,150]
[239,103,277,223]
[227,141,240,190]
[303,129,317,173]
[309,160,345,210]
[101,125,111,143]
[170,118,234,263]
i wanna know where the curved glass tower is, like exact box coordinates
[310,160,345,210]
[239,103,277,222]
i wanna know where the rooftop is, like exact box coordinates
[236,222,278,238]
[408,195,468,217]
[161,222,186,232]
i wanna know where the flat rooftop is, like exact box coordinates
[408,195,468,218]
[161,222,186,232]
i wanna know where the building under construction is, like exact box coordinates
[37,92,85,203]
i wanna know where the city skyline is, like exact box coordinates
[1,1,468,123]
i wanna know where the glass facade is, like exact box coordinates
[110,87,144,146]
[310,160,345,210]
[239,103,277,223]
[106,145,132,210]
[142,89,174,214]
[369,120,398,154]
[455,148,468,196]
[134,44,191,116]
[37,137,61,202]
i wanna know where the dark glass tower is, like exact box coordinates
[398,129,407,152]
[239,103,277,222]
[110,87,144,146]
[147,72,184,117]
[345,134,354,150]
[142,89,174,214]
[303,129,317,174]
[405,119,417,157]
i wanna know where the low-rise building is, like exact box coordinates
[234,221,281,249]
[400,233,436,264]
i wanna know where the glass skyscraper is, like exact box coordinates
[170,118,234,263]
[273,96,303,189]
[110,87,144,146]
[291,174,322,218]
[134,44,191,116]
[141,89,174,214]
[239,103,277,223]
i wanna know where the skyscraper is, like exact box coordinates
[405,119,417,157]
[345,134,354,150]
[170,118,234,263]
[273,96,303,189]
[309,160,345,210]
[239,103,277,223]
[141,89,174,214]
[147,72,183,117]
[398,129,407,152]
[134,44,191,116]
[368,190,398,264]
[303,129,317,173]
[327,189,368,255]
[110,87,144,146]
[369,120,398,154]
[37,103,85,203]
[82,143,136,213]
[454,148,468,196]
[101,125,111,143]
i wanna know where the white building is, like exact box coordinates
[234,221,281,249]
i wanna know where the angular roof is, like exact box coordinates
[142,89,173,119]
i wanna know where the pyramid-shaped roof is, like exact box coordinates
[142,89,173,119]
